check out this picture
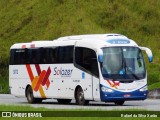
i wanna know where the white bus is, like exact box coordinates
[9,34,153,105]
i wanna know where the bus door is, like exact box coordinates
[74,42,100,100]
[91,58,100,101]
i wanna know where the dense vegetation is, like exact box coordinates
[0,0,160,93]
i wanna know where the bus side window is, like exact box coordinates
[58,47,64,63]
[14,50,19,64]
[75,47,83,66]
[11,49,26,65]
[58,46,73,63]
[39,48,47,64]
[75,47,99,77]
[30,49,38,64]
[10,48,31,65]
[65,46,73,63]
[24,48,30,64]
[10,49,15,65]
[50,47,58,63]
[90,51,99,77]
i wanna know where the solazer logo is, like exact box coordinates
[53,67,73,77]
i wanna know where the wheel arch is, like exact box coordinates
[25,84,31,97]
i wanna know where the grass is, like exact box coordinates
[0,105,159,120]
[0,104,146,111]
[1,117,158,120]
[0,0,160,93]
[0,77,9,94]
[148,82,160,91]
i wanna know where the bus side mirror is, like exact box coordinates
[98,49,103,63]
[140,47,153,62]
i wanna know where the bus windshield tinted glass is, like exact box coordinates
[101,47,146,80]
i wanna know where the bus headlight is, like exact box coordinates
[139,86,148,92]
[101,86,113,93]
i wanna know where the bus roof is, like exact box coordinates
[10,34,138,49]
[56,34,128,41]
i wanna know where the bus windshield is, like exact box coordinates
[101,47,146,81]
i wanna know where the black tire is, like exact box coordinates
[26,86,43,104]
[114,101,125,106]
[75,87,89,105]
[57,99,72,104]
[26,86,35,104]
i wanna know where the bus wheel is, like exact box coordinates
[57,99,72,104]
[26,86,35,104]
[114,101,125,106]
[76,87,89,105]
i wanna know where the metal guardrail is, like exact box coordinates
[148,88,160,99]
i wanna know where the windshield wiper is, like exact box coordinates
[126,68,140,80]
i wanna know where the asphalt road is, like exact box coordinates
[0,94,160,111]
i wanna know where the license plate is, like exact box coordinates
[124,94,131,97]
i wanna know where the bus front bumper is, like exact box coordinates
[100,85,148,102]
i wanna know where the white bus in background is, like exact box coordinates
[9,34,153,105]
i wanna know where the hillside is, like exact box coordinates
[0,0,160,93]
